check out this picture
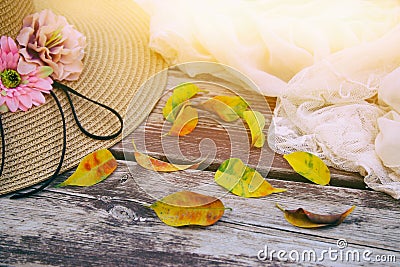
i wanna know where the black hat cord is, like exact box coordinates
[0,81,123,199]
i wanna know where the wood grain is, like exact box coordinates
[1,68,396,267]
[114,69,365,190]
[1,160,398,266]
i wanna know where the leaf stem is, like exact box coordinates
[275,203,285,212]
[132,139,138,151]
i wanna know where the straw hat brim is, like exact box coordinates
[0,0,167,195]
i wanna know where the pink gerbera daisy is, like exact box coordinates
[0,36,53,113]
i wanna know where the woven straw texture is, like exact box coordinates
[0,0,167,195]
[0,0,35,38]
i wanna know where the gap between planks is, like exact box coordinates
[3,160,398,266]
[110,131,366,191]
[11,160,398,252]
[114,70,366,190]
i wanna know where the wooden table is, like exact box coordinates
[1,69,399,266]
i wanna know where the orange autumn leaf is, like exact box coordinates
[168,103,198,136]
[57,149,117,187]
[135,152,201,172]
[132,140,201,172]
[150,191,226,227]
[276,204,356,228]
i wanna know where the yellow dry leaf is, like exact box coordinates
[150,191,226,227]
[283,151,331,185]
[57,149,117,187]
[200,95,249,122]
[162,83,204,122]
[215,158,286,198]
[168,103,198,136]
[242,110,265,148]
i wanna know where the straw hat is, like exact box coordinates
[0,0,167,195]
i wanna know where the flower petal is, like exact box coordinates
[18,94,33,109]
[18,102,28,112]
[30,91,46,105]
[62,61,84,81]
[16,27,33,46]
[33,79,53,91]
[5,97,19,112]
[8,37,18,54]
[5,52,15,69]
[17,59,37,75]
[0,36,9,52]
[10,53,20,69]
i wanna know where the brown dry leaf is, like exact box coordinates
[276,204,356,228]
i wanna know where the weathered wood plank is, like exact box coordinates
[114,68,366,190]
[1,160,398,266]
[1,69,396,267]
[0,193,334,267]
[0,196,242,267]
[8,162,400,247]
[113,122,365,189]
[82,161,400,251]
